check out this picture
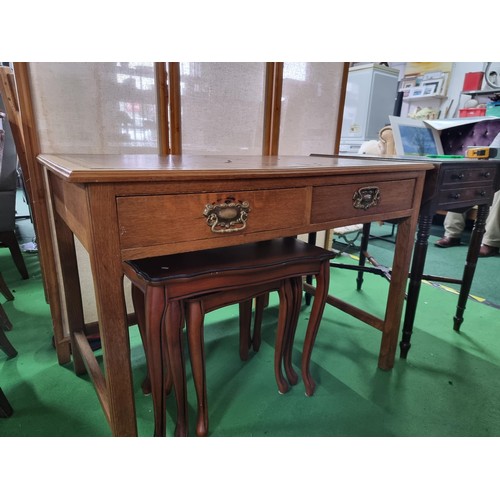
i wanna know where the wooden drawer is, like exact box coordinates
[311,178,417,223]
[441,166,496,186]
[117,187,309,250]
[438,185,495,208]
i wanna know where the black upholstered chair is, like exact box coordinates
[0,388,13,418]
[0,271,16,358]
[0,271,15,418]
[0,104,29,280]
[0,111,19,418]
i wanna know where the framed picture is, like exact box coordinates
[400,75,418,97]
[389,116,444,156]
[400,75,417,90]
[422,78,443,96]
[408,87,425,98]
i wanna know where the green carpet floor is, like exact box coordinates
[2,215,499,497]
[362,218,500,309]
[2,230,500,438]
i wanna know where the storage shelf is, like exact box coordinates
[403,95,447,102]
[461,89,500,98]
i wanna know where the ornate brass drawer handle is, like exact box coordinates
[352,187,381,210]
[203,198,251,233]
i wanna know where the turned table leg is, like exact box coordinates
[453,203,488,331]
[400,214,431,358]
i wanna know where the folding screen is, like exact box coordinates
[26,63,158,339]
[15,61,348,363]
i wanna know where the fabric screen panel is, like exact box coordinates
[279,62,346,155]
[26,63,152,330]
[28,62,158,154]
[179,62,266,154]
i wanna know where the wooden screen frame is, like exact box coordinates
[10,61,348,365]
[13,62,70,363]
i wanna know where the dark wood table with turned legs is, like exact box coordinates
[326,155,500,359]
[399,161,499,357]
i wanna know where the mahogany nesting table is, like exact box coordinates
[38,154,432,436]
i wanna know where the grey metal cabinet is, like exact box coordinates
[340,64,399,153]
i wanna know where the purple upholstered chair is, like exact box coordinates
[440,119,500,155]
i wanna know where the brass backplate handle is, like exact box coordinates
[203,198,251,233]
[352,186,381,210]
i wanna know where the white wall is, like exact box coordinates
[390,62,488,119]
[446,62,486,117]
